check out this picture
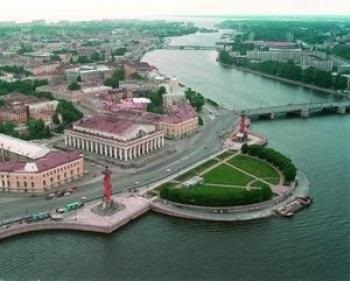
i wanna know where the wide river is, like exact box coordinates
[1,32,349,281]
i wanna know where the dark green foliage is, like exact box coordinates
[104,78,119,89]
[147,87,166,114]
[68,81,81,91]
[249,61,347,90]
[77,56,91,64]
[90,51,104,62]
[56,99,83,125]
[0,65,32,76]
[245,145,297,183]
[231,41,255,55]
[0,99,4,106]
[185,88,205,112]
[17,44,33,54]
[241,143,249,154]
[52,112,60,125]
[0,121,18,137]
[50,54,61,62]
[332,45,350,60]
[160,184,273,207]
[218,50,234,65]
[205,98,219,107]
[112,48,127,56]
[198,115,203,126]
[25,119,51,140]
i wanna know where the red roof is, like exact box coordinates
[34,151,82,172]
[0,151,82,173]
[75,115,135,134]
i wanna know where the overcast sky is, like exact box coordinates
[1,0,350,22]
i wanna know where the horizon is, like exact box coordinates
[1,0,350,23]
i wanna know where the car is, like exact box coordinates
[63,191,71,197]
[56,208,66,214]
[165,168,171,172]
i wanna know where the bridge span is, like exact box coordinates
[239,100,350,119]
[162,45,219,51]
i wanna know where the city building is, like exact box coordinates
[65,115,164,162]
[0,134,84,192]
[30,63,61,76]
[0,92,59,126]
[65,64,113,83]
[247,49,333,71]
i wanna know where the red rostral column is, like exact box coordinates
[102,166,112,204]
[239,113,247,134]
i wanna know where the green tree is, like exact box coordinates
[68,81,81,91]
[52,112,60,125]
[26,119,51,140]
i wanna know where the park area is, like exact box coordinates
[158,151,282,207]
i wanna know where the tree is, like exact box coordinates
[334,74,347,90]
[218,50,234,65]
[56,100,83,124]
[241,143,249,154]
[52,112,60,125]
[26,119,51,140]
[68,81,81,91]
[185,88,205,112]
[198,115,203,126]
[104,78,119,89]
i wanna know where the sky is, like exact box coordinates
[1,0,350,22]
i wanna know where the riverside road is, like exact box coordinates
[0,110,237,221]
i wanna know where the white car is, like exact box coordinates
[165,169,171,172]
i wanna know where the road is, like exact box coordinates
[0,110,237,221]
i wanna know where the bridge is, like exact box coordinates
[162,45,220,51]
[239,100,350,119]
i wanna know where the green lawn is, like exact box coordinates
[216,151,235,161]
[174,159,219,182]
[203,163,253,186]
[229,155,280,184]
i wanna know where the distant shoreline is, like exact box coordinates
[219,61,349,98]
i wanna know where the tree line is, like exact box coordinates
[160,183,272,207]
[241,144,297,183]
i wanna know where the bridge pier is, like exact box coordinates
[336,106,346,115]
[269,112,275,120]
[300,108,309,118]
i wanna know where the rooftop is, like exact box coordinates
[0,151,82,173]
[0,134,51,160]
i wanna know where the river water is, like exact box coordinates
[1,31,349,281]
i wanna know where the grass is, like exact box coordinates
[155,182,179,191]
[174,159,219,181]
[216,151,235,161]
[229,155,280,185]
[203,163,253,186]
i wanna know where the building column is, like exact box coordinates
[109,146,113,158]
[64,135,68,146]
[104,145,108,156]
[90,141,94,153]
[114,147,118,159]
[95,142,99,154]
[119,148,122,160]
[161,135,164,147]
[146,141,149,153]
[124,149,128,162]
[129,148,133,160]
[138,145,141,157]
[82,139,85,150]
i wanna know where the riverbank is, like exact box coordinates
[219,61,349,98]
[151,171,309,222]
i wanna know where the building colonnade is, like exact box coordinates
[65,133,164,162]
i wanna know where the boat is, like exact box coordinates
[274,196,313,217]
